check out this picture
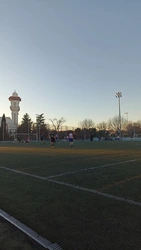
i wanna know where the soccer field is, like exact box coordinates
[0,140,141,250]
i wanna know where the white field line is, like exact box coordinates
[0,166,47,180]
[0,160,137,181]
[0,208,63,250]
[0,165,141,207]
[47,178,141,207]
[47,159,138,179]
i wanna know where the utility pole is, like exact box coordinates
[3,121,4,141]
[115,92,122,137]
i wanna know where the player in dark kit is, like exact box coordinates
[40,134,45,144]
[90,132,94,142]
[50,131,56,147]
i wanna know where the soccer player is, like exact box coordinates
[90,132,94,142]
[55,133,59,142]
[50,131,56,147]
[68,132,74,147]
[40,134,45,144]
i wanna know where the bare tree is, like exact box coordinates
[79,119,95,129]
[49,117,66,131]
[126,121,141,137]
[96,122,107,131]
[108,116,127,132]
[78,119,95,140]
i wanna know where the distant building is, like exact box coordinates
[0,91,21,134]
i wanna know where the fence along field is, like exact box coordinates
[0,140,141,250]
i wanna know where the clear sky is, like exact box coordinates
[0,0,141,127]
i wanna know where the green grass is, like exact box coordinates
[0,140,141,249]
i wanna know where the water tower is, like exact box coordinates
[9,91,21,131]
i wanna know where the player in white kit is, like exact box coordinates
[68,132,74,147]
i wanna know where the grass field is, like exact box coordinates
[0,140,141,250]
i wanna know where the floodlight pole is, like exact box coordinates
[124,112,128,123]
[35,114,39,141]
[3,121,4,141]
[39,123,40,141]
[66,126,68,139]
[28,120,29,140]
[115,92,122,138]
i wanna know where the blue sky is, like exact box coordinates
[0,0,141,127]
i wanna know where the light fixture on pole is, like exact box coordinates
[115,92,122,137]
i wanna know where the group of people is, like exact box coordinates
[49,131,74,147]
[43,131,95,147]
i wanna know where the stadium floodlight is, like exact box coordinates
[115,92,122,137]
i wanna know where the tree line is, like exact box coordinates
[0,113,141,141]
